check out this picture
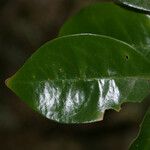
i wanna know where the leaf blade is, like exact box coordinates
[6,34,150,123]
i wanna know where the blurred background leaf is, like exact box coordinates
[59,3,150,59]
[129,107,150,150]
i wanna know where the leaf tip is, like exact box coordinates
[5,77,12,88]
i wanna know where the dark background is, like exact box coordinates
[0,0,150,150]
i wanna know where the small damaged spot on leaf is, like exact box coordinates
[125,55,129,60]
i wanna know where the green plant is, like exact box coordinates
[117,0,150,12]
[6,1,150,149]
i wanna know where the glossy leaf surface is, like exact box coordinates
[6,34,150,123]
[130,107,150,150]
[59,3,150,59]
[117,0,150,12]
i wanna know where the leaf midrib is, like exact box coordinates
[8,76,150,84]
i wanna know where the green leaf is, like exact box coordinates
[129,107,150,150]
[6,34,150,123]
[117,0,150,12]
[59,3,150,60]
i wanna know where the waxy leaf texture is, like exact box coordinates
[6,34,150,123]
